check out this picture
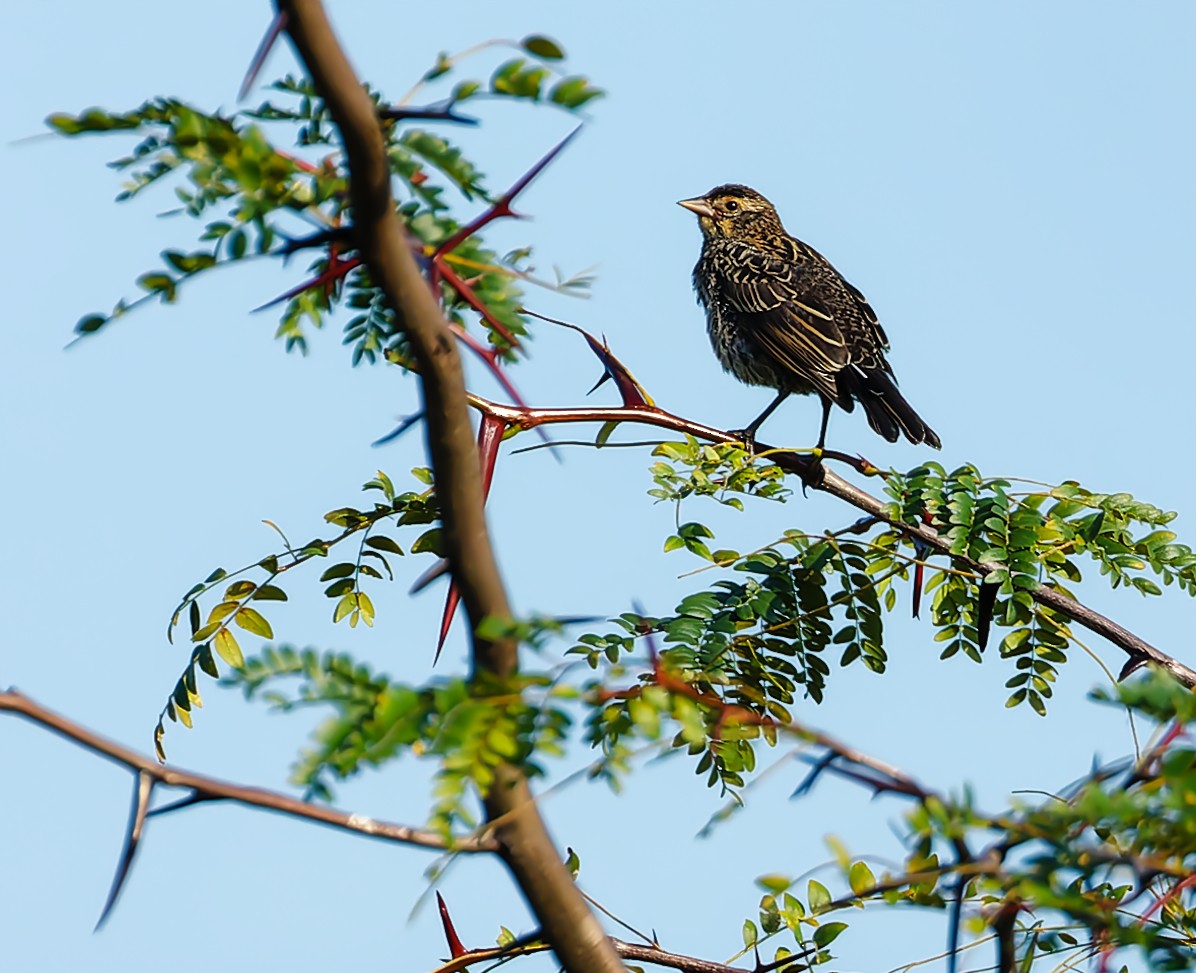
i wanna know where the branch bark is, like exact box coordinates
[275,4,625,971]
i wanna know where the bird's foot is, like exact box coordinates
[726,428,759,454]
[798,452,825,496]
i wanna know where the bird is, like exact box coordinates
[678,184,940,451]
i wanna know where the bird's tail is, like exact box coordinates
[845,366,941,449]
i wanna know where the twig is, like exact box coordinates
[0,688,492,852]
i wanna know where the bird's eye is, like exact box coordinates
[725,199,740,212]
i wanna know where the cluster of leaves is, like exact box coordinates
[154,468,442,758]
[745,863,888,971]
[224,644,571,834]
[755,671,1196,972]
[566,458,1196,800]
[49,37,601,359]
[577,530,890,795]
[882,465,1196,713]
[649,438,790,511]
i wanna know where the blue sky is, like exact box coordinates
[4,3,1195,971]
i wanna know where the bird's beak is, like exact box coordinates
[677,196,715,219]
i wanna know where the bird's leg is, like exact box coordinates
[816,396,832,453]
[731,390,790,450]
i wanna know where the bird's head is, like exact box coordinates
[677,184,783,241]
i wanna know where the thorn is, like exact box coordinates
[410,557,451,595]
[238,11,287,102]
[523,308,654,407]
[372,412,425,447]
[433,584,461,665]
[977,581,997,651]
[379,100,479,126]
[95,771,154,931]
[436,892,468,958]
[253,257,361,312]
[433,127,583,258]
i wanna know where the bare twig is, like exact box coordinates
[0,688,493,852]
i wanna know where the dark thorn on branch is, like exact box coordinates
[372,411,425,447]
[379,100,479,126]
[977,581,998,651]
[95,770,154,930]
[277,226,354,258]
[1120,651,1150,681]
[791,752,834,799]
[239,11,288,101]
[144,790,214,817]
[410,557,451,595]
[755,943,818,973]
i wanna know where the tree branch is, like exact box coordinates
[427,934,813,973]
[0,688,491,851]
[274,5,624,971]
[467,395,1196,689]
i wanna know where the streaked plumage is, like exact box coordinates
[678,184,940,450]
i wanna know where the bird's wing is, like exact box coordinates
[842,278,891,356]
[714,243,850,378]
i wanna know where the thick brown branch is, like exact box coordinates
[275,5,624,972]
[469,396,1196,689]
[0,688,491,851]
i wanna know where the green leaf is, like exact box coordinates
[319,562,356,582]
[213,629,244,668]
[807,880,831,913]
[234,607,274,639]
[191,621,221,643]
[75,313,107,335]
[848,861,875,895]
[522,35,565,60]
[333,592,356,624]
[137,272,177,301]
[549,76,604,109]
[253,585,288,602]
[742,919,758,948]
[412,528,443,555]
[365,535,404,555]
[813,921,848,949]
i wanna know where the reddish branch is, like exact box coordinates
[275,4,625,973]
[466,393,1196,690]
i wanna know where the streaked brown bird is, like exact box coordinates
[678,184,940,451]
